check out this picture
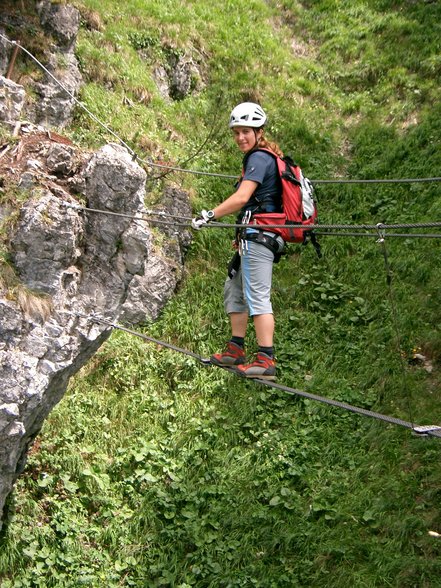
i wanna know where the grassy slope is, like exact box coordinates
[1,0,440,586]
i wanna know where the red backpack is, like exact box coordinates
[248,148,320,254]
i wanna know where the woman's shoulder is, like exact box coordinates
[245,149,277,168]
[248,148,276,160]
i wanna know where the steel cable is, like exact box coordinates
[205,220,441,231]
[2,33,441,186]
[75,313,441,439]
[316,232,441,239]
[4,38,441,436]
[61,202,191,227]
[61,202,441,236]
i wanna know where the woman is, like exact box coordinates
[192,102,284,380]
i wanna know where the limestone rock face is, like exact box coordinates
[0,140,192,529]
[0,29,12,75]
[30,51,83,128]
[37,0,81,49]
[23,1,83,128]
[149,47,207,102]
[0,76,25,130]
[0,0,193,531]
[1,3,82,128]
[11,192,84,296]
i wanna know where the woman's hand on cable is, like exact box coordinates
[191,209,215,230]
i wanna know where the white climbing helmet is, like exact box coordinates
[229,102,267,128]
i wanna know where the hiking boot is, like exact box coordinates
[210,342,246,366]
[236,352,276,380]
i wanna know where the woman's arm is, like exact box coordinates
[212,180,258,219]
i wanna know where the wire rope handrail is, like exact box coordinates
[3,35,441,438]
[1,33,441,186]
[4,36,440,434]
[61,202,441,236]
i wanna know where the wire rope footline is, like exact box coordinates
[2,32,441,186]
[77,313,204,362]
[78,313,441,439]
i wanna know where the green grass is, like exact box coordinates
[1,0,441,586]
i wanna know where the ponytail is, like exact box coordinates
[257,133,284,158]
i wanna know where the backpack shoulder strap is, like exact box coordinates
[242,147,278,170]
[249,149,301,180]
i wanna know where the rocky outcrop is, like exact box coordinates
[153,51,202,101]
[0,3,82,128]
[0,29,12,74]
[27,50,82,128]
[37,0,80,49]
[0,0,194,531]
[0,136,192,530]
[148,46,207,102]
[24,1,83,128]
[0,76,25,130]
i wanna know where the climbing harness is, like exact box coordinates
[241,231,282,260]
[242,231,280,255]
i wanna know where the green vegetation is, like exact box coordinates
[1,0,440,586]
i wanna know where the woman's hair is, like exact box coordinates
[257,133,284,158]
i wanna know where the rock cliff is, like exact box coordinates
[0,128,192,530]
[0,3,193,529]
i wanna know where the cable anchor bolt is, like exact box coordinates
[376,223,386,243]
[412,425,441,436]
[61,201,83,211]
